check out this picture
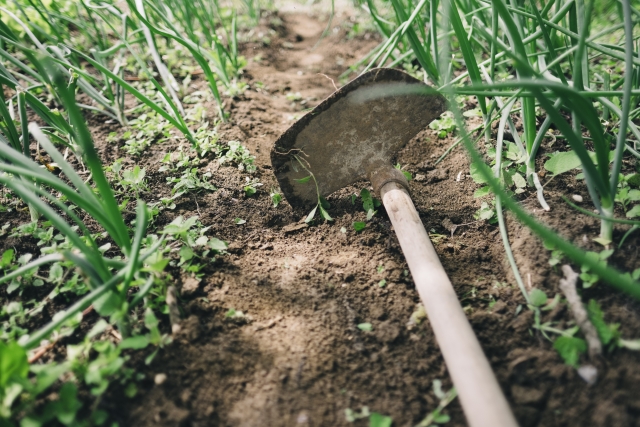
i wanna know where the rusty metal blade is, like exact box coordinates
[271,68,446,208]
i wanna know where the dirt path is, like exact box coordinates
[104,11,640,427]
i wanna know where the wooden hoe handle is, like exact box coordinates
[379,180,518,427]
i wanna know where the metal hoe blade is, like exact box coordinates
[271,68,446,208]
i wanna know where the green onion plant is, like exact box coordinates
[361,0,640,294]
[0,58,157,342]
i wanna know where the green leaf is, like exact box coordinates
[93,291,121,316]
[120,335,150,350]
[593,237,612,246]
[587,300,618,346]
[433,413,451,423]
[125,382,138,398]
[361,188,373,210]
[55,382,81,425]
[599,249,614,260]
[320,196,330,209]
[294,176,311,184]
[627,205,640,218]
[353,221,366,232]
[20,416,41,427]
[179,245,195,263]
[0,341,28,387]
[627,173,640,188]
[470,162,488,184]
[319,205,333,221]
[31,363,68,395]
[477,202,495,221]
[369,413,392,427]
[48,263,64,283]
[553,336,587,367]
[628,190,640,202]
[529,289,548,307]
[0,248,14,269]
[305,206,317,223]
[208,238,228,251]
[544,151,581,175]
[512,172,526,188]
[144,309,161,344]
[88,319,109,339]
[474,186,492,198]
[357,323,373,332]
[378,279,386,288]
[271,192,282,207]
[234,218,246,225]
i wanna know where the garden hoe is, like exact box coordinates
[271,68,518,427]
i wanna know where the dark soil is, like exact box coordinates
[5,8,640,427]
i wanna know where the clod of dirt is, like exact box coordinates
[426,168,448,183]
[510,384,546,405]
[490,300,507,314]
[416,160,435,171]
[181,276,202,296]
[281,222,309,233]
[374,320,401,343]
[441,218,457,237]
[178,315,202,342]
[226,241,244,254]
[510,310,534,333]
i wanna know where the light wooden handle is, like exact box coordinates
[380,181,518,427]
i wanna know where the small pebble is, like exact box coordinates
[577,365,598,385]
[572,194,583,202]
[155,373,167,385]
[296,412,309,424]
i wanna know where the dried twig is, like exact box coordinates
[317,73,338,91]
[28,340,56,364]
[82,305,94,316]
[558,265,602,358]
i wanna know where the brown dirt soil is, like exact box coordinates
[5,9,640,427]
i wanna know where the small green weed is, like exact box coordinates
[270,189,282,207]
[580,250,614,288]
[243,177,263,197]
[360,188,380,220]
[353,221,366,232]
[108,161,149,198]
[219,141,256,173]
[345,406,370,423]
[415,379,457,427]
[394,163,412,181]
[167,168,216,196]
[429,112,456,139]
[163,215,227,274]
[553,336,587,368]
[357,323,373,332]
